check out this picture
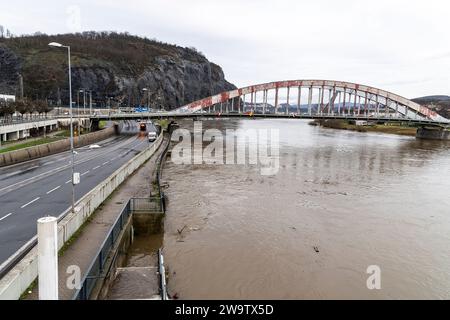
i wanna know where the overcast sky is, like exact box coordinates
[1,0,450,98]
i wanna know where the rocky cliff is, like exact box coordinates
[0,32,235,109]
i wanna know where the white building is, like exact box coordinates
[0,94,16,102]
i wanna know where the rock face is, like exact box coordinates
[0,44,21,95]
[0,33,236,109]
[412,96,450,120]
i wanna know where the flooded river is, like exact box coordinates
[162,119,450,299]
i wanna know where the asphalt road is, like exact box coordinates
[0,123,156,265]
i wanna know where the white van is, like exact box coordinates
[148,131,157,142]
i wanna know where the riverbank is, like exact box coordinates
[312,119,417,136]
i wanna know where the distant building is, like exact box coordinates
[0,94,16,102]
[355,120,369,126]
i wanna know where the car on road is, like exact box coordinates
[148,131,157,142]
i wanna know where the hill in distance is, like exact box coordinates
[412,95,450,119]
[0,31,235,109]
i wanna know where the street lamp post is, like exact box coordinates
[49,42,76,214]
[89,91,92,116]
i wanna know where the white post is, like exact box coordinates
[38,216,58,300]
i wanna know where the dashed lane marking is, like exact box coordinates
[21,197,40,208]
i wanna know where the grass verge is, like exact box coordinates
[0,137,64,154]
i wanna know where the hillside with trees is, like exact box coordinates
[0,31,235,116]
[412,95,450,119]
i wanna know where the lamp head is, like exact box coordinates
[48,42,63,48]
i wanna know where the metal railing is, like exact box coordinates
[0,116,58,126]
[130,197,163,213]
[73,196,164,300]
[158,248,168,300]
[154,128,172,213]
[73,200,131,300]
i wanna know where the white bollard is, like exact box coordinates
[37,216,59,300]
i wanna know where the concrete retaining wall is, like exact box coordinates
[416,127,450,140]
[0,133,164,300]
[133,213,164,235]
[0,126,116,167]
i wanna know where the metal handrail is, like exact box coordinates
[72,195,165,300]
[73,200,132,300]
[0,116,58,126]
[158,248,168,300]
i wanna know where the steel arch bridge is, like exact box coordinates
[174,80,450,125]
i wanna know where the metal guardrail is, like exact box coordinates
[73,200,131,300]
[130,197,163,213]
[158,248,168,300]
[154,128,172,213]
[73,196,164,300]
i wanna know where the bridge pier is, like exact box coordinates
[416,127,450,140]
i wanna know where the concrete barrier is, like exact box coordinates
[0,126,117,167]
[0,133,164,300]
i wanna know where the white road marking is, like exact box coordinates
[46,186,61,194]
[21,197,40,208]
[0,213,13,222]
[92,166,100,170]
[0,136,140,195]
[4,171,22,178]
[102,161,109,165]
[81,171,90,176]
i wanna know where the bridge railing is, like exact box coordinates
[0,116,58,126]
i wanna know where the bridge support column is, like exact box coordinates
[320,85,324,115]
[274,88,279,114]
[251,92,254,112]
[263,90,267,114]
[364,92,368,116]
[342,89,346,115]
[375,95,379,117]
[416,127,450,140]
[286,87,290,115]
[308,87,312,116]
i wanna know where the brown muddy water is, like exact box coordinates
[162,119,450,299]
